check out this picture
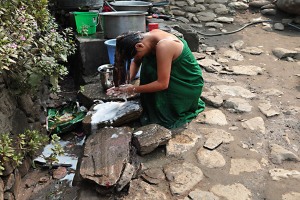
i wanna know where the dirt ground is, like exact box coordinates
[17,8,300,200]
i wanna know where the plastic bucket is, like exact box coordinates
[104,39,141,78]
[73,12,98,35]
[104,39,116,65]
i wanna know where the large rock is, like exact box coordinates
[276,0,300,15]
[82,101,142,134]
[132,124,172,155]
[80,127,134,188]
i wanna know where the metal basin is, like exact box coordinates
[99,11,147,39]
[110,1,152,12]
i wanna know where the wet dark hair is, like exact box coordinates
[113,31,144,87]
[116,31,144,60]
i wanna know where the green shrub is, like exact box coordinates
[0,130,64,175]
[0,0,76,93]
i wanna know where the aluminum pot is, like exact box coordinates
[57,0,103,9]
[110,1,152,12]
[99,11,147,39]
[98,64,114,90]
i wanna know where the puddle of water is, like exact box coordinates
[34,136,86,184]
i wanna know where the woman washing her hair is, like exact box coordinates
[108,29,205,129]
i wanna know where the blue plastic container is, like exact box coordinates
[104,39,140,78]
[104,39,116,65]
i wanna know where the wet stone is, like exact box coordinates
[205,22,224,29]
[269,168,300,181]
[223,50,244,61]
[215,7,229,15]
[210,183,252,200]
[269,143,300,164]
[208,3,226,9]
[211,85,256,99]
[164,162,203,195]
[282,106,300,115]
[249,0,271,8]
[196,109,228,126]
[197,58,223,73]
[241,117,266,134]
[185,189,220,200]
[172,9,186,16]
[240,47,263,55]
[261,88,284,96]
[228,2,249,9]
[80,127,133,187]
[201,90,224,108]
[230,40,244,50]
[122,179,169,200]
[282,192,300,200]
[175,1,187,7]
[3,172,15,191]
[184,6,204,12]
[132,124,172,155]
[24,178,36,188]
[4,191,14,200]
[272,47,298,59]
[196,11,217,22]
[274,23,285,30]
[229,158,262,175]
[82,101,142,134]
[166,129,201,156]
[214,17,234,23]
[223,97,252,113]
[202,128,234,149]
[11,169,21,199]
[141,168,165,185]
[197,148,226,168]
[261,8,277,15]
[220,65,264,76]
[258,100,280,117]
[78,82,139,108]
[52,167,67,180]
[116,163,135,192]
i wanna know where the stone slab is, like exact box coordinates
[80,127,132,187]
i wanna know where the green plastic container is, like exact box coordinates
[73,12,98,35]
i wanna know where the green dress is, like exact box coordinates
[140,37,205,129]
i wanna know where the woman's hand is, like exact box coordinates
[106,84,136,96]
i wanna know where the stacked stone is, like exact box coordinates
[0,74,50,199]
[151,0,300,33]
[0,157,33,200]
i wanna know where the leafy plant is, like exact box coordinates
[40,134,65,168]
[0,0,76,93]
[0,130,64,175]
[0,130,47,175]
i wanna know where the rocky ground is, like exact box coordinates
[16,1,300,200]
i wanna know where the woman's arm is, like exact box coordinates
[126,41,176,93]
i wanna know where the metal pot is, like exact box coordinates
[57,0,104,9]
[98,64,114,90]
[110,1,152,12]
[99,11,147,39]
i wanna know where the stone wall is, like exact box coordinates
[0,73,48,200]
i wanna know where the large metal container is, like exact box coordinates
[57,0,104,9]
[99,11,147,39]
[110,1,152,12]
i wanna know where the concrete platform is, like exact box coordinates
[69,32,110,88]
